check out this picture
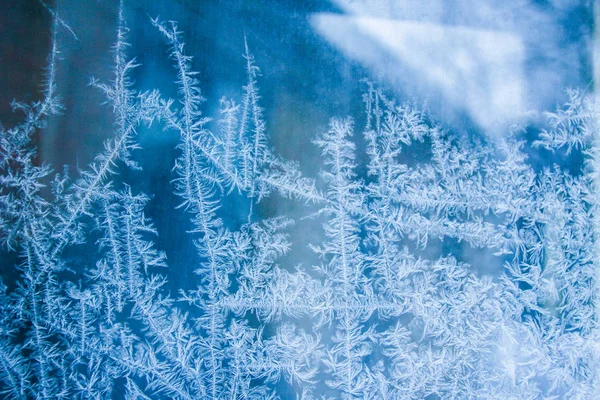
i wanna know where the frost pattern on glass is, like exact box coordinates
[0,1,599,399]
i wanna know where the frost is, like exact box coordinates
[0,1,598,399]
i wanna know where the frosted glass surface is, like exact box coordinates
[0,0,597,398]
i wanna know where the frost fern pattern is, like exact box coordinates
[0,2,599,399]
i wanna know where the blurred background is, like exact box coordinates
[0,0,593,168]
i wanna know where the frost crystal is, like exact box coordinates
[0,2,598,399]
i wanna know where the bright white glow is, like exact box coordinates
[312,13,526,134]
